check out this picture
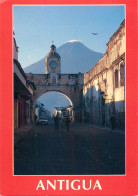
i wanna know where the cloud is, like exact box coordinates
[66,40,81,43]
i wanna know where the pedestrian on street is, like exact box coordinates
[65,116,71,132]
[110,112,115,130]
[34,114,38,125]
[54,114,60,132]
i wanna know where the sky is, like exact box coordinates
[13,5,125,68]
[38,91,71,110]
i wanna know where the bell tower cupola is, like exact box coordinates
[45,44,61,74]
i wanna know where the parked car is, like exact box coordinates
[36,117,48,125]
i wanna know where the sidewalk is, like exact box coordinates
[79,123,125,135]
[14,124,34,146]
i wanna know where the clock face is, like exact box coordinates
[50,61,57,69]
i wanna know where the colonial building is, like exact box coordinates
[25,19,125,128]
[83,20,125,129]
[55,105,73,120]
[35,101,47,118]
[13,36,34,129]
[27,44,84,122]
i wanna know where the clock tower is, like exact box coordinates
[45,44,61,73]
[45,44,61,84]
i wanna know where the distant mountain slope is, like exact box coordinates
[38,92,70,110]
[24,40,103,74]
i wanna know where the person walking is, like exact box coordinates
[34,114,38,125]
[110,112,115,130]
[65,116,71,132]
[54,114,60,132]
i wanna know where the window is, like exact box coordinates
[120,64,125,86]
[115,70,118,88]
[52,77,56,83]
[91,86,93,98]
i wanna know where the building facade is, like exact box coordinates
[83,20,125,129]
[27,44,84,122]
[13,37,34,130]
[25,20,125,128]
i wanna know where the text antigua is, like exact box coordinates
[36,179,102,191]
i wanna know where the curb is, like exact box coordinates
[77,123,125,135]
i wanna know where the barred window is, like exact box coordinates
[115,70,119,88]
[120,64,125,86]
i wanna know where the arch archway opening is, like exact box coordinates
[36,91,74,121]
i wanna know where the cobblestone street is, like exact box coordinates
[14,121,125,175]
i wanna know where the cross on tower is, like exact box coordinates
[52,40,54,45]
